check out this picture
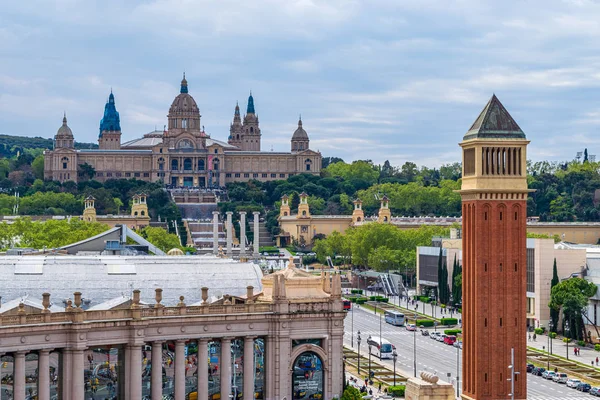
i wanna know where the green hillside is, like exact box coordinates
[0,134,97,158]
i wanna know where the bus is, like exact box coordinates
[366,336,394,359]
[384,310,405,326]
[343,299,352,311]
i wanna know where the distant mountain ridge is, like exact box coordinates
[0,134,97,157]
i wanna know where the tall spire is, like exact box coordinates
[247,91,255,114]
[180,72,188,94]
[99,89,121,137]
[235,101,240,116]
[63,112,67,125]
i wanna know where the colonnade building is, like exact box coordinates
[0,255,345,400]
[44,76,322,186]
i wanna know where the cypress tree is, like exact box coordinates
[451,254,458,304]
[550,258,560,331]
[584,148,589,163]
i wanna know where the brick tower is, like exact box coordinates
[460,95,530,400]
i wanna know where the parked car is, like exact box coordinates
[575,382,591,392]
[566,378,581,388]
[421,329,429,336]
[526,364,534,373]
[590,387,600,396]
[444,335,457,345]
[430,332,440,340]
[542,371,555,380]
[531,367,545,376]
[553,372,568,384]
[437,334,447,342]
[406,324,417,331]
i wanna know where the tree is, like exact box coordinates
[549,258,560,331]
[139,226,182,253]
[31,155,45,180]
[78,163,96,180]
[114,197,124,214]
[549,278,597,341]
[341,386,362,400]
[584,148,589,163]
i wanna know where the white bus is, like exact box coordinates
[384,310,405,327]
[366,336,394,359]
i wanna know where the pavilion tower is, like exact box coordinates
[352,199,364,224]
[228,102,243,147]
[297,192,310,218]
[279,195,291,217]
[82,196,97,223]
[460,95,530,400]
[377,195,391,223]
[241,92,261,151]
[98,90,122,150]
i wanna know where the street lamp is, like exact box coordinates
[351,303,354,348]
[434,321,439,333]
[413,313,418,377]
[548,321,554,370]
[565,321,570,361]
[456,342,460,398]
[368,339,373,382]
[357,331,362,375]
[392,350,398,386]
[549,321,554,356]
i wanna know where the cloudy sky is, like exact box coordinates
[1,0,599,167]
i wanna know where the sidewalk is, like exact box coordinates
[527,332,600,370]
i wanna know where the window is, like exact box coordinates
[253,173,258,178]
[271,173,276,178]
[198,159,205,170]
[171,160,178,170]
[184,158,192,171]
[235,173,241,178]
[61,157,69,169]
[159,148,163,153]
[134,172,140,177]
[125,172,131,177]
[484,318,487,327]
[143,173,149,178]
[280,174,285,178]
[244,173,250,178]
[159,163,164,171]
[97,172,104,177]
[213,159,219,171]
[182,119,187,129]
[250,127,254,133]
[226,173,232,178]
[214,149,218,154]
[106,172,112,177]
[262,173,267,178]
[116,172,122,177]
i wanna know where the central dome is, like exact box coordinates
[56,114,73,138]
[169,74,199,117]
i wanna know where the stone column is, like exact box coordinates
[60,349,72,400]
[213,211,219,255]
[221,337,232,400]
[239,212,247,257]
[38,349,51,400]
[253,212,260,258]
[71,349,85,400]
[243,337,256,400]
[129,345,143,400]
[151,341,163,400]
[13,351,26,400]
[198,339,209,400]
[226,211,233,256]
[174,340,186,400]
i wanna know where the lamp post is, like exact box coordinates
[357,331,362,375]
[413,313,418,377]
[549,321,554,356]
[392,350,398,386]
[351,303,354,348]
[565,321,570,361]
[456,343,460,398]
[368,340,373,382]
[548,321,553,370]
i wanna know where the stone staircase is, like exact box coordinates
[258,221,275,247]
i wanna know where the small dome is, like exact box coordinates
[292,119,308,140]
[56,114,73,138]
[167,248,185,256]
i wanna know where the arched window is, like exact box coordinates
[198,159,205,171]
[158,157,165,171]
[184,158,192,171]
[171,159,178,171]
[181,119,188,129]
[384,216,388,222]
[141,210,145,216]
[213,158,220,171]
[61,157,69,169]
[357,217,362,222]
[250,127,254,133]
[302,210,307,216]
[236,134,240,140]
[305,159,312,171]
[284,212,288,216]
[292,352,323,400]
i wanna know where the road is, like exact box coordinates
[344,306,591,399]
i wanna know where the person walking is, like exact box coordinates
[378,382,382,392]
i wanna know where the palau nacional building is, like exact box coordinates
[44,75,322,186]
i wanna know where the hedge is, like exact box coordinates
[444,329,462,336]
[534,328,544,335]
[595,344,600,352]
[578,340,586,346]
[416,319,434,327]
[563,338,571,343]
[418,296,431,303]
[549,332,557,339]
[387,385,406,397]
[440,318,458,326]
[351,289,363,295]
[458,308,462,313]
[376,297,389,303]
[356,299,367,304]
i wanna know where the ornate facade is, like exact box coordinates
[44,76,321,186]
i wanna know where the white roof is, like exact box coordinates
[87,295,150,311]
[0,255,263,308]
[0,295,65,314]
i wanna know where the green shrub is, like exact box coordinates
[370,296,377,301]
[351,289,363,295]
[441,318,458,326]
[458,308,462,313]
[418,296,431,303]
[549,332,557,339]
[563,338,571,343]
[444,329,462,335]
[259,246,279,253]
[595,344,600,352]
[534,328,544,335]
[387,385,406,397]
[376,297,389,303]
[440,304,446,308]
[350,298,357,303]
[341,386,362,400]
[416,319,434,327]
[356,299,367,304]
[578,340,586,346]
